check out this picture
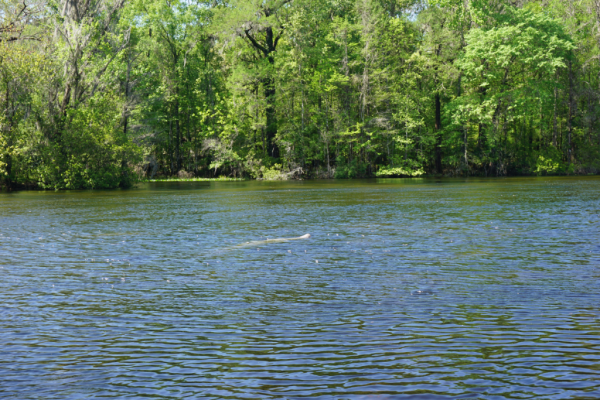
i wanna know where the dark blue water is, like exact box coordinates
[1,177,599,399]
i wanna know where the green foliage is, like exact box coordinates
[1,0,599,190]
[260,164,287,180]
[334,159,369,179]
[59,93,141,189]
[376,166,424,177]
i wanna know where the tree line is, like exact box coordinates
[1,0,599,189]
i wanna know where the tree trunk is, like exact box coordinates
[169,117,174,174]
[174,96,181,172]
[464,125,468,174]
[434,93,442,174]
[457,72,467,174]
[264,80,279,158]
[4,150,12,190]
[264,27,280,159]
[241,24,282,158]
[123,52,132,136]
[567,60,574,163]
[342,29,350,122]
[553,76,558,147]
[2,82,13,190]
[594,0,600,145]
[326,143,331,178]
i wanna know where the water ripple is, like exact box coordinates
[1,177,600,399]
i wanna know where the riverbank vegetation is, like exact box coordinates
[1,0,599,189]
[144,177,246,182]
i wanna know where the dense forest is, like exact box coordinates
[1,0,599,189]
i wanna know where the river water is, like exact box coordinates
[1,177,599,399]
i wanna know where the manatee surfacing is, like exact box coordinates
[411,289,434,296]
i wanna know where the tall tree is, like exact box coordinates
[216,0,292,159]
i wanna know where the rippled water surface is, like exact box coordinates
[2,177,600,399]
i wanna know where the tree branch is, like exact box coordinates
[244,29,269,56]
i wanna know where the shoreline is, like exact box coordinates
[3,173,599,192]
